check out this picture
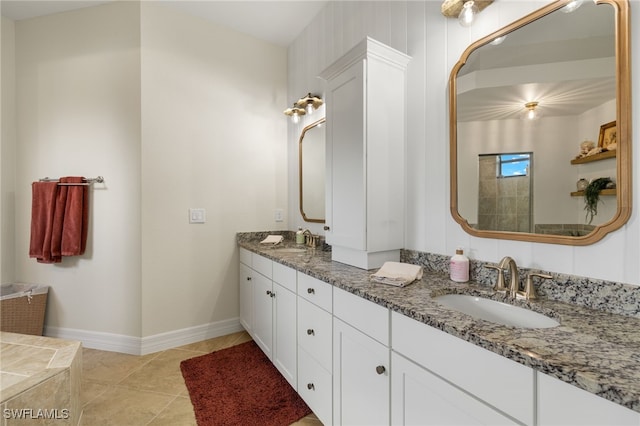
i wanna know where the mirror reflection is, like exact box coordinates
[299,118,326,223]
[476,153,533,233]
[450,0,631,245]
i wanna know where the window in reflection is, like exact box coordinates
[478,153,533,233]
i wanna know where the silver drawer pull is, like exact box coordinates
[307,383,315,391]
[376,365,386,375]
[307,329,315,336]
[307,288,315,294]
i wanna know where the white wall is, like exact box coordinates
[13,2,143,339]
[139,3,288,337]
[4,1,288,351]
[288,0,640,285]
[1,16,16,283]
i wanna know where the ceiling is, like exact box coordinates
[0,0,328,47]
[456,0,617,122]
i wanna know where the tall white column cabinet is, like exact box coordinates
[319,37,411,270]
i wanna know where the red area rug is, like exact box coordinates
[180,340,312,426]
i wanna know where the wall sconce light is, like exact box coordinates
[441,0,493,27]
[521,101,542,121]
[284,93,324,123]
[284,104,306,124]
[296,93,323,115]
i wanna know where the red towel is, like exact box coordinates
[29,182,60,263]
[29,177,89,263]
[60,177,89,256]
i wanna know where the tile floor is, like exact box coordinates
[80,331,322,426]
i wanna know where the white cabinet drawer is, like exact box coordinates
[392,311,534,425]
[333,286,389,345]
[239,247,251,265]
[273,262,296,293]
[298,272,332,312]
[298,297,332,371]
[252,252,272,278]
[299,346,333,426]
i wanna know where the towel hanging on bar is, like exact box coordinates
[39,176,104,186]
[30,176,92,263]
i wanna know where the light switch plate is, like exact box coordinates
[189,208,206,224]
[274,209,284,222]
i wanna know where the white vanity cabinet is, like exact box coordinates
[239,254,253,333]
[297,272,333,425]
[537,372,640,426]
[238,248,297,389]
[319,37,410,270]
[333,287,390,425]
[391,311,533,425]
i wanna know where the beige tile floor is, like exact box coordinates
[80,331,322,426]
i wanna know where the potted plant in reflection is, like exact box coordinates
[584,177,613,224]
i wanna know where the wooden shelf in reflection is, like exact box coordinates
[570,150,616,164]
[570,188,616,197]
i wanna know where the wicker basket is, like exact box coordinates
[1,285,48,336]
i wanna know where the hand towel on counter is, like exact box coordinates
[371,261,423,287]
[29,177,89,263]
[260,235,284,245]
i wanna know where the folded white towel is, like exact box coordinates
[371,262,423,287]
[260,235,284,245]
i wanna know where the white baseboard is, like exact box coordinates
[44,326,142,354]
[140,318,244,355]
[45,317,244,355]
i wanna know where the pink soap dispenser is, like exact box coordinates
[449,248,469,282]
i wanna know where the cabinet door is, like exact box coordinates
[392,312,534,425]
[239,262,253,333]
[273,282,297,390]
[391,353,517,426]
[333,318,389,426]
[325,60,365,250]
[252,271,273,359]
[537,372,639,426]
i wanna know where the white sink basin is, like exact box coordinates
[274,248,307,254]
[435,294,559,328]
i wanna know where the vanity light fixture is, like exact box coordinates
[283,103,306,124]
[458,1,479,27]
[522,101,542,121]
[441,0,493,27]
[296,93,323,115]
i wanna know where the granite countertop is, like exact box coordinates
[238,239,640,413]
